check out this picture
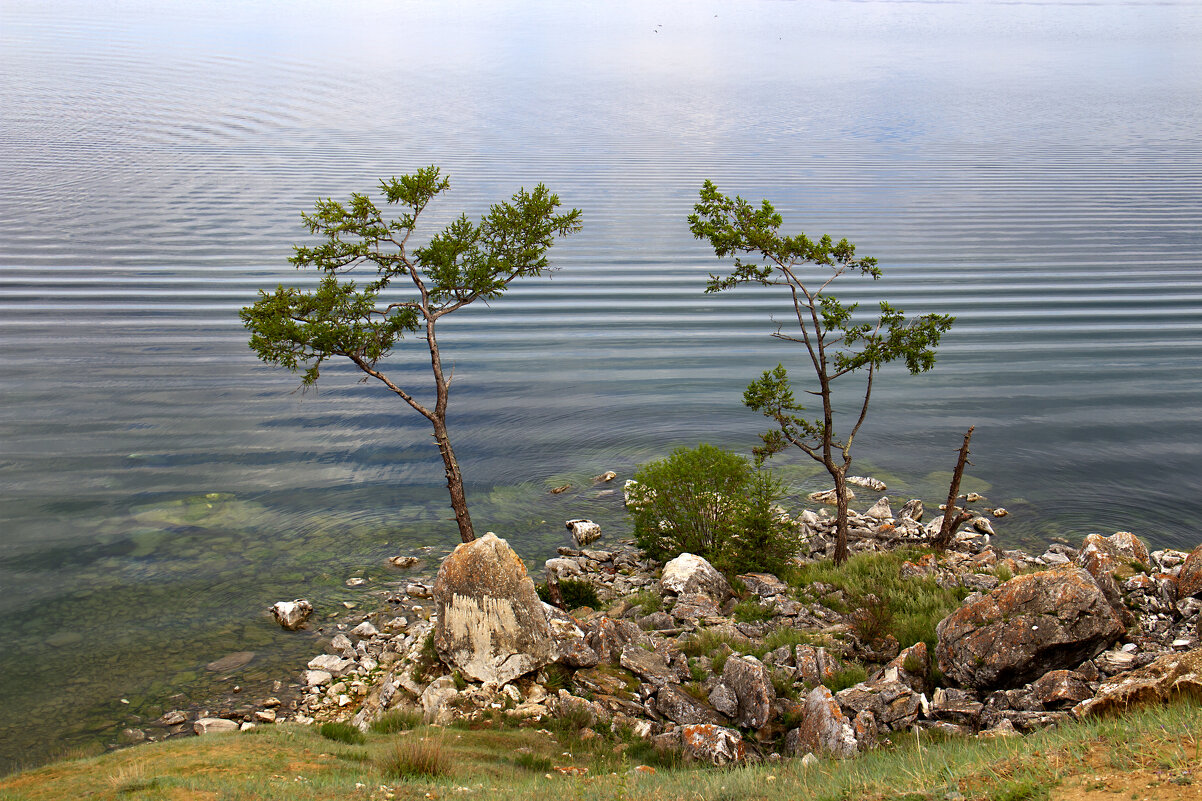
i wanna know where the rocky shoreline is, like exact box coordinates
[145,487,1202,766]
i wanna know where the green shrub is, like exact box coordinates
[536,578,601,610]
[318,721,365,745]
[368,708,423,734]
[827,662,868,692]
[732,598,775,623]
[629,590,663,615]
[627,443,799,575]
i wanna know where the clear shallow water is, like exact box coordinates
[2,0,1201,772]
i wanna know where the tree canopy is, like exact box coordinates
[241,166,582,542]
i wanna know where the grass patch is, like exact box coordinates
[732,598,775,623]
[536,578,601,610]
[377,735,451,779]
[368,708,422,734]
[628,590,663,615]
[318,721,365,745]
[791,549,969,652]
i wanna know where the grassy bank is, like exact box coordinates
[2,697,1199,801]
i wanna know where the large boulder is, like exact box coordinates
[789,686,857,759]
[720,654,775,729]
[679,723,747,766]
[935,566,1125,690]
[659,553,732,602]
[1074,647,1202,718]
[270,599,313,630]
[433,532,554,685]
[1178,545,1202,599]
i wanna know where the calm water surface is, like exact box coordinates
[2,0,1201,772]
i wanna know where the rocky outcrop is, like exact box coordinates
[679,723,746,766]
[1074,647,1202,718]
[719,654,775,729]
[432,533,554,685]
[935,566,1125,689]
[1178,545,1202,599]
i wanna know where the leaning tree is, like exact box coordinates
[689,180,954,564]
[241,166,582,543]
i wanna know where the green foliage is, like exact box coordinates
[628,590,663,615]
[242,167,583,390]
[368,708,422,734]
[627,443,800,575]
[536,578,600,610]
[792,549,968,653]
[827,662,869,692]
[689,181,954,564]
[732,598,775,623]
[317,721,365,745]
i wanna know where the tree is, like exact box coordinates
[240,166,582,543]
[688,180,954,564]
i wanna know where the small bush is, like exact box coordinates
[369,708,422,734]
[627,443,800,576]
[629,590,663,615]
[319,721,366,745]
[536,578,600,610]
[827,662,868,692]
[624,738,684,770]
[512,751,554,772]
[732,598,775,623]
[378,736,451,779]
[543,663,572,693]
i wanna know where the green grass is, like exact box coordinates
[2,698,1200,800]
[732,598,776,623]
[368,708,423,734]
[791,549,970,652]
[317,720,365,745]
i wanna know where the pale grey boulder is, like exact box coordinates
[433,532,555,686]
[659,553,732,602]
[271,599,313,630]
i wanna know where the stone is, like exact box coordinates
[544,603,600,668]
[972,517,995,536]
[864,497,893,521]
[389,555,421,569]
[1178,545,1202,599]
[271,599,313,630]
[565,518,602,547]
[654,686,724,725]
[809,488,853,505]
[836,677,923,732]
[793,686,857,759]
[929,688,983,726]
[659,553,732,602]
[620,643,675,687]
[433,532,555,686]
[1075,647,1202,718]
[193,717,239,735]
[847,476,887,492]
[708,682,739,718]
[159,710,187,726]
[737,572,789,598]
[594,470,618,482]
[351,621,379,638]
[898,499,924,522]
[1031,669,1093,709]
[669,592,722,621]
[680,723,747,766]
[304,669,332,687]
[421,675,459,724]
[308,654,355,677]
[721,654,775,729]
[935,566,1125,690]
[254,709,277,723]
[586,617,644,665]
[205,651,255,673]
[794,645,838,686]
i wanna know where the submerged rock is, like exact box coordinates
[566,518,602,547]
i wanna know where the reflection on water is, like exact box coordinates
[2,0,1201,773]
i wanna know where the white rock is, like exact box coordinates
[304,669,332,687]
[351,621,379,638]
[973,517,996,536]
[864,497,893,521]
[193,717,239,735]
[270,599,313,631]
[846,476,887,492]
[307,654,355,676]
[565,518,602,547]
[659,553,732,602]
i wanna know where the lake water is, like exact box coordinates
[2,0,1201,773]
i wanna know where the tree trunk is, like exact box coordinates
[935,426,975,551]
[432,416,475,543]
[833,468,851,565]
